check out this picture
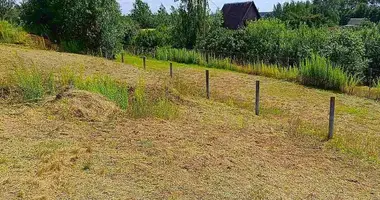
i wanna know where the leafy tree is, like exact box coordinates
[153,4,170,27]
[0,0,19,23]
[172,0,208,48]
[21,0,123,56]
[133,27,170,49]
[321,29,367,75]
[122,16,139,47]
[130,0,153,29]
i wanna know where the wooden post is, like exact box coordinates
[328,97,335,140]
[170,63,173,78]
[255,80,260,116]
[206,70,210,99]
[143,56,146,69]
[121,52,124,63]
[369,68,373,88]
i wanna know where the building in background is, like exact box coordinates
[222,1,260,30]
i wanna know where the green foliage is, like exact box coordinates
[130,0,153,29]
[122,16,140,47]
[273,1,327,27]
[196,26,247,54]
[0,0,19,23]
[359,22,380,78]
[133,27,170,49]
[299,55,350,91]
[321,29,367,76]
[153,4,171,27]
[171,0,208,48]
[21,0,123,56]
[0,20,29,44]
[273,0,380,27]
[60,41,84,54]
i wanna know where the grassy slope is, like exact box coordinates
[0,45,380,199]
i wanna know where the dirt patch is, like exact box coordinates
[48,90,120,122]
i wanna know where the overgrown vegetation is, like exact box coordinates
[3,67,178,119]
[0,20,28,44]
[74,75,129,110]
[145,48,356,92]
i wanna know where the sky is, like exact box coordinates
[118,0,291,14]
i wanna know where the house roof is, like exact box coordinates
[222,1,260,30]
[346,18,367,26]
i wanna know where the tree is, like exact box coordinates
[21,0,123,56]
[153,4,170,27]
[122,16,139,46]
[0,0,19,23]
[130,0,152,29]
[172,0,209,48]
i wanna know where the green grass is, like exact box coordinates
[130,78,149,118]
[122,48,357,93]
[13,67,46,101]
[74,75,129,110]
[5,67,179,119]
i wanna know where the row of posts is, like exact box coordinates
[121,55,336,141]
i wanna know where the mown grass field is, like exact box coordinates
[0,45,380,199]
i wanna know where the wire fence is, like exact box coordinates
[124,46,380,87]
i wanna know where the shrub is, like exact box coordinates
[321,29,367,76]
[0,20,29,44]
[133,28,170,49]
[60,41,85,54]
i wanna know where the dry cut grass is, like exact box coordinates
[0,45,380,199]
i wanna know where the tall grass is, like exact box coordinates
[130,78,149,117]
[152,48,358,92]
[299,55,349,91]
[74,75,129,110]
[13,68,46,101]
[0,21,29,45]
[5,67,178,119]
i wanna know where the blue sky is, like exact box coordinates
[118,0,291,13]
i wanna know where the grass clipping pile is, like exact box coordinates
[48,90,120,122]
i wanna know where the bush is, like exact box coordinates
[21,0,124,57]
[0,20,29,44]
[60,41,85,54]
[321,29,367,76]
[133,27,170,49]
